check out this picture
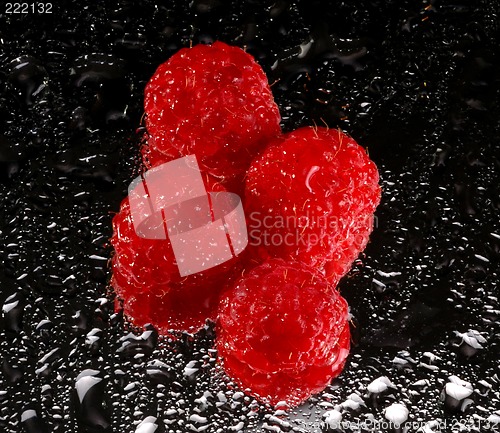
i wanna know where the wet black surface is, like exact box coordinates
[1,1,500,432]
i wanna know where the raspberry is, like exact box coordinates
[216,258,350,406]
[110,177,240,334]
[244,126,381,286]
[143,41,281,190]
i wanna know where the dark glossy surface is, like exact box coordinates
[1,1,499,432]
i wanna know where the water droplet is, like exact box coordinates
[8,56,48,106]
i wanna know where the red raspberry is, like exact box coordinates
[143,41,281,190]
[244,127,381,286]
[216,258,350,406]
[110,178,240,334]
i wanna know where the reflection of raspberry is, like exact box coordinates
[143,41,281,189]
[216,259,350,406]
[245,127,381,286]
[110,178,239,334]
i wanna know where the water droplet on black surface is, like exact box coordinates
[71,53,130,124]
[365,302,442,349]
[2,359,24,384]
[75,369,111,432]
[20,408,48,433]
[2,292,25,334]
[117,325,158,358]
[51,147,119,187]
[8,56,48,107]
[440,376,474,414]
[146,359,174,385]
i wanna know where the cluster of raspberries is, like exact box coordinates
[111,42,381,406]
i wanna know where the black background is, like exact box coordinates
[1,1,499,432]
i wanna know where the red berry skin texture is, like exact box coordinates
[143,41,281,190]
[216,258,350,407]
[110,178,240,335]
[244,126,381,286]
